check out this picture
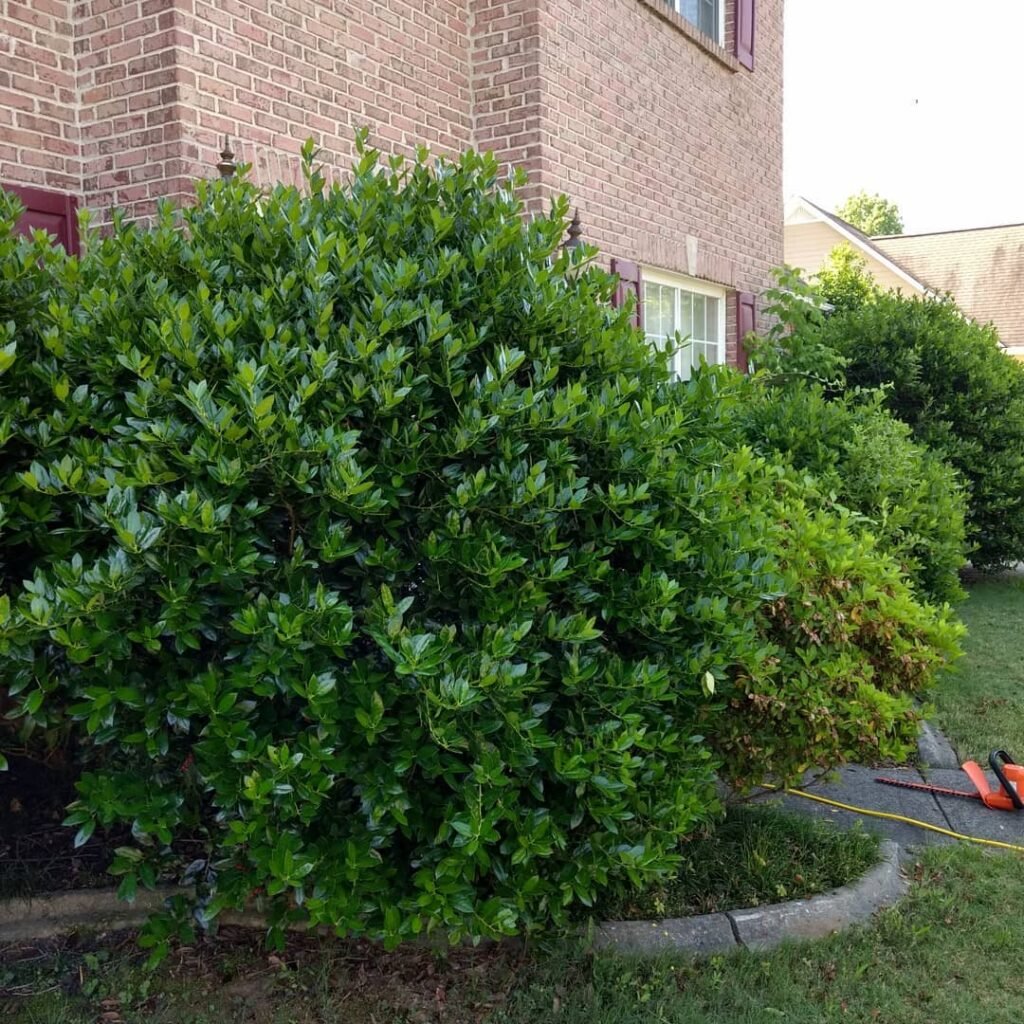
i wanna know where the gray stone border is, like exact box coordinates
[917,720,959,770]
[0,887,300,944]
[592,839,905,954]
[0,888,175,943]
[1,842,906,952]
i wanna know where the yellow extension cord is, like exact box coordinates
[761,783,1024,854]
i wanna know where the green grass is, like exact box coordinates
[597,805,879,920]
[932,573,1024,761]
[7,845,1024,1024]
[497,845,1024,1024]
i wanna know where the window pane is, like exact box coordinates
[644,284,681,357]
[678,0,719,39]
[672,349,687,380]
[645,280,725,377]
[662,285,677,338]
[673,346,689,381]
[679,291,693,338]
[692,294,706,341]
[643,282,660,338]
[701,0,719,39]
[706,296,720,344]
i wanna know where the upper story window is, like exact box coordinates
[643,269,726,380]
[664,0,724,46]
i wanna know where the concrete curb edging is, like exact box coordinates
[0,887,293,944]
[917,720,960,770]
[1,842,906,953]
[592,839,905,954]
[0,888,175,944]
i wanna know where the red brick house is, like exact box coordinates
[2,0,782,372]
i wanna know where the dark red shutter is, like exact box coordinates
[735,0,755,71]
[610,257,643,330]
[5,184,80,255]
[735,291,756,372]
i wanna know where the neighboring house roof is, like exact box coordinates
[875,224,1024,349]
[784,195,931,295]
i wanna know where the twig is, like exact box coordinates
[284,501,298,555]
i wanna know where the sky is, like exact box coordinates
[784,0,1024,235]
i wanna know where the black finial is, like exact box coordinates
[564,207,583,250]
[217,137,236,179]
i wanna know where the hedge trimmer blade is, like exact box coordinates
[874,775,982,802]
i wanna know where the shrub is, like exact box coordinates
[694,460,962,788]
[815,264,1024,570]
[814,244,880,316]
[741,382,969,604]
[750,266,847,383]
[0,142,961,953]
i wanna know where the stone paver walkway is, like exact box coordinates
[758,761,1024,853]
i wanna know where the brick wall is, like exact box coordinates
[0,0,79,192]
[76,0,195,223]
[173,0,473,201]
[3,1,475,223]
[73,0,475,222]
[470,0,784,346]
[469,0,545,210]
[2,0,783,346]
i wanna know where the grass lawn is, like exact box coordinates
[597,805,877,920]
[932,573,1024,762]
[4,845,1024,1024]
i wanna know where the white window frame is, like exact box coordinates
[643,268,727,381]
[663,0,726,47]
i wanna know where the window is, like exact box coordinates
[643,270,726,380]
[664,0,723,45]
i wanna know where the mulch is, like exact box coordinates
[0,926,531,1023]
[0,751,119,898]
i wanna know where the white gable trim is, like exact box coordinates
[784,196,929,295]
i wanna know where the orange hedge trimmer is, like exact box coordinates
[876,750,1024,812]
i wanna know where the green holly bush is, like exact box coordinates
[741,382,969,604]
[822,292,1024,571]
[0,139,961,954]
[782,250,1024,572]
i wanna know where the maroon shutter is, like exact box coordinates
[735,291,756,372]
[6,184,80,255]
[735,0,755,71]
[610,258,643,330]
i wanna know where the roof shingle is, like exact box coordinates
[875,225,1024,347]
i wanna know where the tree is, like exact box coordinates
[815,244,880,315]
[836,191,904,236]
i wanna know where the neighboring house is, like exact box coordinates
[785,196,1024,358]
[874,225,1024,359]
[2,0,783,374]
[784,196,928,297]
